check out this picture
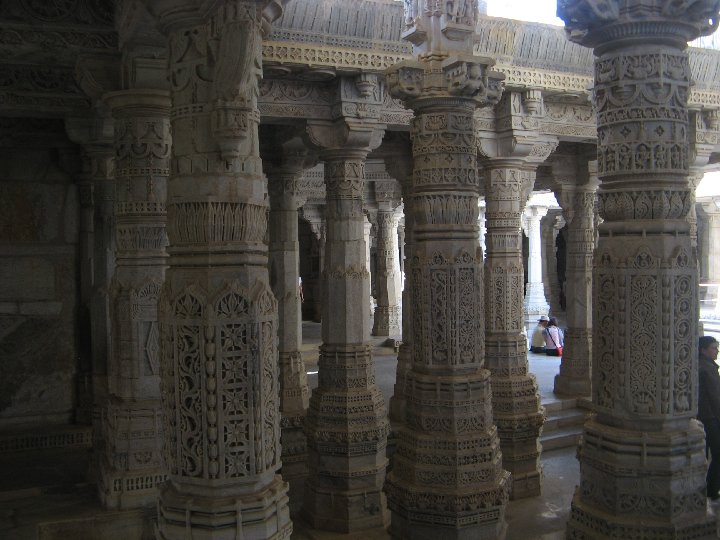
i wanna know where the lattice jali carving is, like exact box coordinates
[593,243,696,419]
[159,280,280,480]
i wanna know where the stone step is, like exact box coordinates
[543,408,588,433]
[541,426,583,452]
[540,398,588,452]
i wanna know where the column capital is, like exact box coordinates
[103,89,172,117]
[557,0,719,50]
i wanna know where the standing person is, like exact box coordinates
[544,317,564,357]
[530,315,549,353]
[698,335,720,500]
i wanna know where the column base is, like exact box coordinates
[510,468,543,500]
[156,476,291,540]
[99,462,167,510]
[302,481,389,533]
[99,399,165,510]
[385,474,510,540]
[567,496,718,540]
[372,305,401,337]
[554,373,591,397]
[280,415,307,517]
[567,418,716,539]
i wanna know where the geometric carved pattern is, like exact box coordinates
[159,280,280,480]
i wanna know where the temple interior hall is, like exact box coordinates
[2,0,720,539]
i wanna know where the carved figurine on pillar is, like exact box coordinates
[558,0,720,536]
[384,2,511,537]
[151,2,292,538]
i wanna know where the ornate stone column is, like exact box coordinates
[264,136,312,517]
[542,210,566,318]
[523,203,550,337]
[482,160,545,499]
[558,1,719,536]
[478,200,487,258]
[99,89,170,509]
[302,111,390,532]
[364,213,375,317]
[553,161,598,397]
[301,202,326,323]
[372,207,402,336]
[152,2,291,538]
[381,142,414,424]
[700,198,720,305]
[384,4,511,536]
[66,115,116,446]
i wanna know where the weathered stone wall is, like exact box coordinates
[0,130,78,428]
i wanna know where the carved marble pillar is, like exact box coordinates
[542,210,565,318]
[483,161,544,499]
[98,89,170,509]
[384,19,511,536]
[372,208,402,336]
[383,147,414,424]
[700,199,720,306]
[152,2,291,538]
[302,203,326,323]
[302,125,390,532]
[265,146,311,517]
[523,203,550,337]
[478,200,487,258]
[553,164,598,397]
[364,214,375,317]
[558,1,719,536]
[66,116,116,444]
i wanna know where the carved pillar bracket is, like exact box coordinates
[95,89,171,510]
[301,115,391,533]
[384,8,511,534]
[552,158,599,397]
[152,2,291,538]
[262,133,315,516]
[557,0,720,537]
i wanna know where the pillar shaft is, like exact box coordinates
[558,1,719,536]
[302,148,390,532]
[385,48,510,536]
[154,3,290,538]
[267,166,310,517]
[372,209,401,336]
[100,89,170,509]
[554,173,597,397]
[523,204,550,337]
[483,162,544,499]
